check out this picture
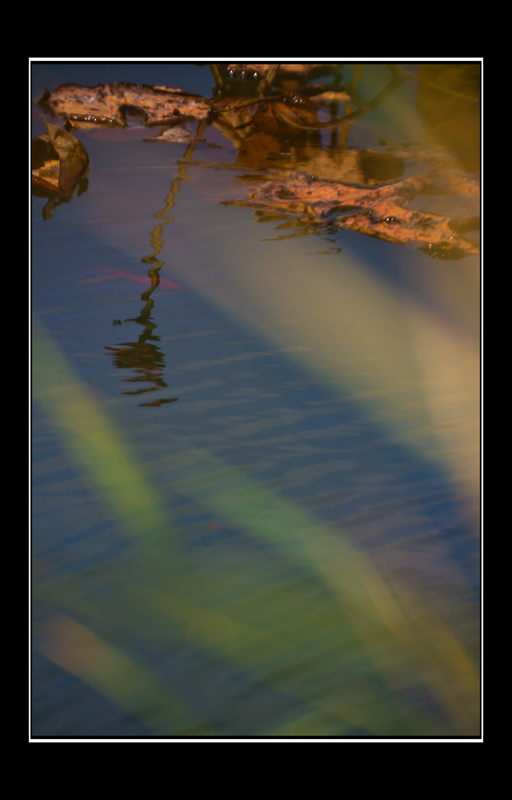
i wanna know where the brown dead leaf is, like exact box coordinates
[32,121,89,198]
[254,100,320,135]
[212,98,257,144]
[212,97,322,147]
[39,83,211,129]
[226,169,480,256]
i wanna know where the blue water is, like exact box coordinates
[31,62,480,738]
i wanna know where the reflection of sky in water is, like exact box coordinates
[31,62,480,737]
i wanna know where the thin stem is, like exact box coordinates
[258,63,280,96]
[210,64,224,91]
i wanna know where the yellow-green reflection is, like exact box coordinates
[144,440,479,732]
[148,66,479,513]
[164,239,479,513]
[416,64,480,171]
[32,316,180,555]
[33,320,479,735]
[35,614,212,735]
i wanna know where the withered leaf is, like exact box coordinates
[227,169,480,256]
[253,100,320,135]
[32,121,89,199]
[211,97,323,153]
[39,83,211,129]
[143,125,194,143]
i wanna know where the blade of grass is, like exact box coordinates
[32,320,478,734]
[34,614,213,735]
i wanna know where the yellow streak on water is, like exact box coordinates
[166,238,479,514]
[35,614,212,735]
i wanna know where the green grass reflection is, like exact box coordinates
[32,317,479,736]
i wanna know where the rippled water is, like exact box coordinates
[31,62,480,738]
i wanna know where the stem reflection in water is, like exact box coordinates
[105,126,206,405]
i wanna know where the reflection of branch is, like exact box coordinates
[140,120,207,299]
[108,122,208,402]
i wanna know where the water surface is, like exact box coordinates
[31,62,480,738]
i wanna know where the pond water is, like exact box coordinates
[31,62,481,738]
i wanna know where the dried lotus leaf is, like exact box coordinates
[39,83,211,130]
